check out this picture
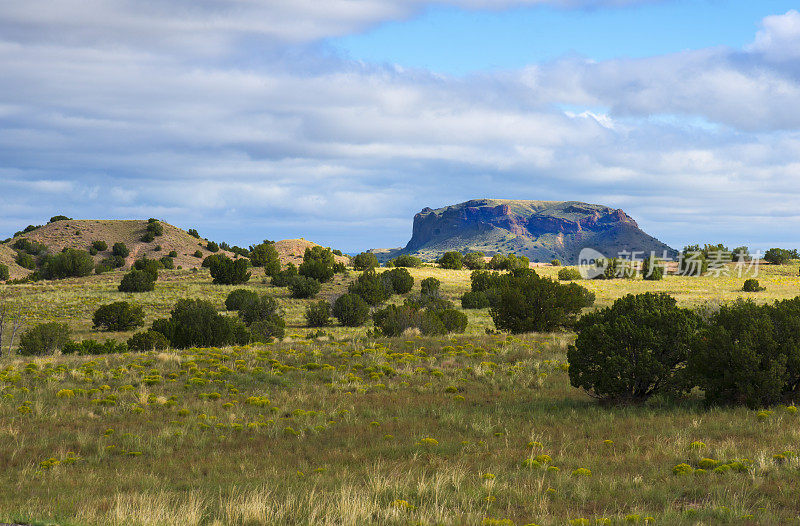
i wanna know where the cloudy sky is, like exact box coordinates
[2,0,800,253]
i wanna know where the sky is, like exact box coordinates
[2,1,800,253]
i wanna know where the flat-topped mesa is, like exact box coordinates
[399,199,674,264]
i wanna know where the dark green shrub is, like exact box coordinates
[463,252,486,270]
[419,310,446,335]
[557,268,582,281]
[193,250,203,258]
[112,242,129,258]
[140,232,155,242]
[389,255,422,268]
[151,299,249,348]
[92,301,145,331]
[348,268,391,305]
[62,339,127,355]
[373,304,420,336]
[732,246,750,261]
[298,246,337,283]
[332,293,370,327]
[133,257,162,281]
[490,270,595,333]
[89,247,98,256]
[678,245,708,276]
[96,255,125,274]
[437,251,463,270]
[383,268,414,294]
[688,299,797,408]
[12,238,47,255]
[305,300,331,327]
[146,221,163,236]
[207,241,219,253]
[250,318,285,343]
[187,228,200,238]
[225,289,259,311]
[119,270,156,292]
[568,293,700,403]
[743,279,764,292]
[352,252,378,271]
[591,257,636,280]
[764,248,793,265]
[0,264,8,281]
[461,290,489,309]
[551,259,561,266]
[289,276,321,298]
[92,240,108,252]
[470,270,502,292]
[438,309,468,333]
[271,264,298,287]
[39,249,94,279]
[202,253,227,268]
[641,256,664,281]
[238,294,281,326]
[16,252,36,270]
[421,277,440,297]
[248,242,281,276]
[159,256,174,269]
[209,256,251,285]
[168,250,178,258]
[18,322,71,355]
[488,253,530,270]
[49,215,72,223]
[127,330,170,352]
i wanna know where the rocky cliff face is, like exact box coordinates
[398,199,675,264]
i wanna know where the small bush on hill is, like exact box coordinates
[250,318,285,342]
[0,264,8,281]
[159,256,174,269]
[151,299,249,349]
[193,250,203,258]
[332,293,370,327]
[206,241,219,253]
[237,294,281,326]
[557,268,582,281]
[248,242,281,276]
[168,250,178,258]
[202,253,227,268]
[305,300,331,327]
[352,252,378,271]
[39,249,94,279]
[18,322,71,356]
[488,253,529,270]
[187,228,200,238]
[299,246,338,283]
[140,232,155,242]
[92,240,108,252]
[208,256,251,285]
[146,221,163,236]
[49,215,72,223]
[133,257,162,281]
[551,259,561,266]
[92,301,145,331]
[16,252,36,270]
[112,242,130,258]
[289,276,321,298]
[742,279,764,292]
[127,330,170,352]
[271,264,298,287]
[568,293,700,403]
[437,251,463,270]
[119,269,156,292]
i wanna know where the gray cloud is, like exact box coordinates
[1,3,800,253]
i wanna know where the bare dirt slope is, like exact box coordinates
[2,219,236,270]
[0,244,27,280]
[274,239,350,266]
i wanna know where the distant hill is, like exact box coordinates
[1,219,237,271]
[0,220,349,278]
[372,199,676,264]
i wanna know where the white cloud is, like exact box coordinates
[748,10,800,61]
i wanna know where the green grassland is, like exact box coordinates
[1,264,800,525]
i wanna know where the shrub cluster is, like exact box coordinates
[119,269,156,292]
[18,323,71,355]
[37,249,95,280]
[271,264,298,287]
[152,299,250,349]
[332,293,370,327]
[288,276,321,298]
[305,300,331,327]
[208,255,251,285]
[347,268,414,306]
[352,252,378,271]
[557,268,582,281]
[298,246,341,283]
[373,303,467,337]
[570,293,800,408]
[63,339,127,355]
[92,301,145,331]
[248,242,281,276]
[437,251,463,270]
[488,253,529,271]
[386,254,422,268]
[127,330,170,352]
[0,263,8,281]
[463,252,486,270]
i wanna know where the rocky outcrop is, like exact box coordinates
[398,199,675,264]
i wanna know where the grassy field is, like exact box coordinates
[1,264,800,525]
